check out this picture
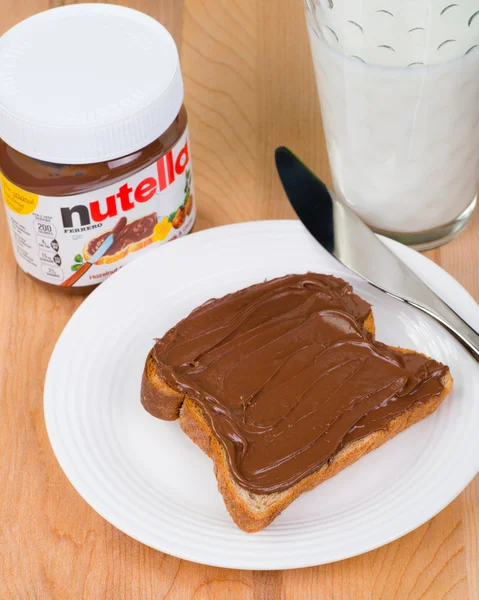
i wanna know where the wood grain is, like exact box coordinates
[0,0,477,598]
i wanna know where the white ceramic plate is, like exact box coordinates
[44,221,479,570]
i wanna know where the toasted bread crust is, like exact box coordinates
[141,350,184,421]
[362,311,375,338]
[141,307,453,532]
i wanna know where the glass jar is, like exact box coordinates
[0,4,195,291]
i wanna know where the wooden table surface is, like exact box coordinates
[1,1,478,598]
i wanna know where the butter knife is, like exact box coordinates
[275,146,479,362]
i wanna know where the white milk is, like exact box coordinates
[307,0,479,67]
[307,19,479,233]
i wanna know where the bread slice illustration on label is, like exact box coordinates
[83,213,158,265]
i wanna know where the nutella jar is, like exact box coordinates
[0,4,195,291]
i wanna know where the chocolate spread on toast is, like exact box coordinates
[86,213,157,257]
[152,274,448,494]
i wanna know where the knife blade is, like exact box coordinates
[275,146,479,362]
[88,233,114,264]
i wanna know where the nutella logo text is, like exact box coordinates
[61,140,189,230]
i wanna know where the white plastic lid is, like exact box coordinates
[0,4,184,164]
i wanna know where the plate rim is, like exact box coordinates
[44,219,479,570]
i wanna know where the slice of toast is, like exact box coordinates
[141,274,452,532]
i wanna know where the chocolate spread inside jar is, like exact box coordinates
[0,5,195,292]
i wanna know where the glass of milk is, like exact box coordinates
[305,0,479,250]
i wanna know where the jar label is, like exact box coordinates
[1,127,195,287]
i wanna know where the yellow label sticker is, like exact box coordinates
[0,174,38,215]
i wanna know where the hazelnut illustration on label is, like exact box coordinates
[168,167,193,229]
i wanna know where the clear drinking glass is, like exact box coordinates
[305,0,479,250]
